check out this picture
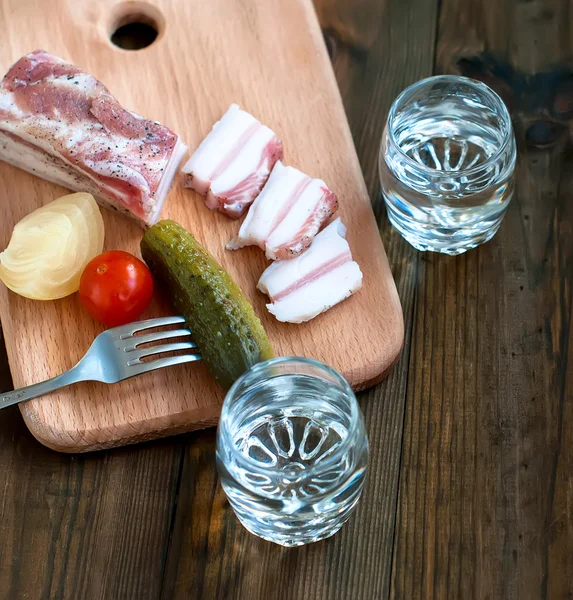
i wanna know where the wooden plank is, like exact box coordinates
[0,239,184,596]
[0,414,184,598]
[0,324,181,598]
[0,0,402,453]
[390,0,573,597]
[159,1,438,598]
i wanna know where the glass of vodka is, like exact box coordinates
[379,75,516,255]
[216,357,369,547]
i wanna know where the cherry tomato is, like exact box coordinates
[79,251,154,327]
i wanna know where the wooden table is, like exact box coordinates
[1,0,572,597]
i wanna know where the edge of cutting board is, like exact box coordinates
[20,333,404,453]
[0,0,405,452]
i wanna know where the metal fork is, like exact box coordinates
[0,316,201,410]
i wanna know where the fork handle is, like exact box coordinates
[0,368,83,410]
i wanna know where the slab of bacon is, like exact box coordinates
[257,218,362,323]
[181,104,282,219]
[227,161,338,260]
[0,50,187,226]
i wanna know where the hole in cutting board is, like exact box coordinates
[109,2,164,50]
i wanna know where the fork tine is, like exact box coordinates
[129,316,188,334]
[126,342,198,365]
[108,316,188,339]
[121,329,193,351]
[125,353,202,378]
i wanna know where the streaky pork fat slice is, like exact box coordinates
[227,161,338,260]
[182,104,283,219]
[257,218,362,323]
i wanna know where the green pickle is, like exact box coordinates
[141,220,274,389]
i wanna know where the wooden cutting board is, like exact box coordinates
[0,0,403,452]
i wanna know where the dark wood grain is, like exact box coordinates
[390,1,573,598]
[0,418,184,598]
[0,327,185,599]
[2,0,573,599]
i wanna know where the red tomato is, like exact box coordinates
[79,251,154,327]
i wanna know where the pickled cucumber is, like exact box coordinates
[141,220,274,389]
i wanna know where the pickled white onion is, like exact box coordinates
[0,193,105,300]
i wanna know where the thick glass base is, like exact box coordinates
[235,512,347,547]
[220,470,365,547]
[384,194,506,255]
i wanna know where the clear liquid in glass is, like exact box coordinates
[380,76,516,255]
[217,371,368,547]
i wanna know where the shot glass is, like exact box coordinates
[216,357,369,547]
[379,75,516,255]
